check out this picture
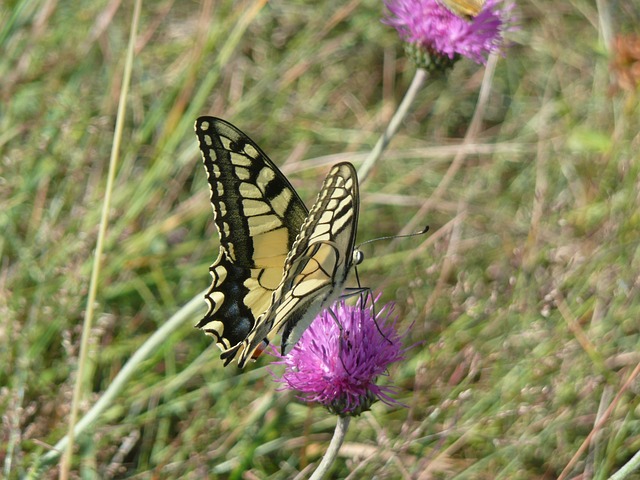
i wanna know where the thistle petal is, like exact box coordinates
[383,0,515,67]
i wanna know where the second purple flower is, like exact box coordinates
[384,0,514,66]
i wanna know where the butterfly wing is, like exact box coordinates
[438,0,485,18]
[194,117,308,365]
[236,162,360,367]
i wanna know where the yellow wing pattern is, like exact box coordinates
[438,0,485,18]
[195,117,360,367]
[234,163,360,366]
[195,117,307,364]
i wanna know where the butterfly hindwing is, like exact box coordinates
[195,117,307,365]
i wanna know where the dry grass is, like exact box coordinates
[2,0,640,478]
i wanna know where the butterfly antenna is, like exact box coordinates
[356,225,430,250]
[347,226,429,344]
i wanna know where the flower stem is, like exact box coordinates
[608,447,640,480]
[309,416,351,480]
[357,67,428,182]
[31,294,203,472]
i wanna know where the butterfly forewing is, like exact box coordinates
[195,117,307,365]
[236,163,360,366]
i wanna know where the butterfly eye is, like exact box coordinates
[352,249,364,266]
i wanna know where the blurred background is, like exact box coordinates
[2,0,639,478]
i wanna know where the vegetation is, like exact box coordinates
[2,0,639,478]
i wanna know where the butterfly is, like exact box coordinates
[439,0,485,19]
[194,117,361,368]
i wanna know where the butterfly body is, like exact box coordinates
[195,117,360,367]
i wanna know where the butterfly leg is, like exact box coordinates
[323,306,354,373]
[340,287,393,346]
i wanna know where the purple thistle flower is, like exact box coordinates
[271,297,408,416]
[384,0,514,67]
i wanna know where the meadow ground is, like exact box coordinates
[2,0,640,478]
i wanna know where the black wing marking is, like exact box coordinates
[194,117,307,365]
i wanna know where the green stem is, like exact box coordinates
[32,294,203,472]
[357,68,428,182]
[309,416,351,480]
[609,448,640,480]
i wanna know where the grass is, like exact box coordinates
[2,0,640,478]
